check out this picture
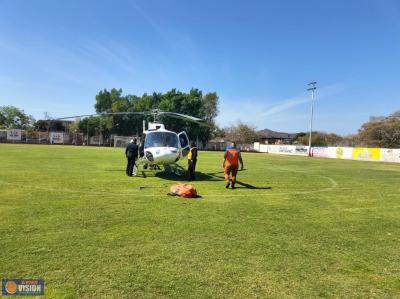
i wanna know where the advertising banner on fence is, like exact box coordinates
[253,143,400,163]
[352,147,381,161]
[380,148,400,163]
[264,145,309,156]
[50,132,64,144]
[312,147,336,158]
[258,144,268,153]
[7,129,22,141]
[335,147,353,160]
[292,146,308,156]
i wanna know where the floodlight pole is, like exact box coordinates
[307,82,317,157]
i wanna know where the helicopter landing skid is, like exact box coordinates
[134,158,172,177]
[164,164,186,177]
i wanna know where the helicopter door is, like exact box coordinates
[178,131,190,156]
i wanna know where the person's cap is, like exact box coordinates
[130,139,134,143]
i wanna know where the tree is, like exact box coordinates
[224,121,259,144]
[92,88,219,145]
[342,134,358,147]
[95,88,123,113]
[197,92,219,146]
[357,111,400,148]
[68,119,81,133]
[213,126,226,138]
[34,120,49,131]
[295,131,344,146]
[0,106,34,129]
[79,116,100,138]
[202,92,219,122]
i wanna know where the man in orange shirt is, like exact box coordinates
[223,142,244,189]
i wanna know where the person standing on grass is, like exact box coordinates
[188,141,198,181]
[125,138,138,177]
[223,141,244,189]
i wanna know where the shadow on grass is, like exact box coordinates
[105,167,271,189]
[155,171,223,181]
[208,170,272,190]
[232,181,272,190]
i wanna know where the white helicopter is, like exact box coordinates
[57,109,206,176]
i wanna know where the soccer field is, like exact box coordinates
[1,144,399,298]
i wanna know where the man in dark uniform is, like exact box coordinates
[187,141,198,181]
[125,139,139,177]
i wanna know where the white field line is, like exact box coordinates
[0,172,338,199]
[343,205,400,212]
[202,175,338,198]
[0,179,148,197]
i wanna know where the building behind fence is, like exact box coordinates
[113,136,140,148]
[0,129,139,147]
[2,128,255,151]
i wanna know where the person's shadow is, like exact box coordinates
[231,180,272,189]
[207,170,272,189]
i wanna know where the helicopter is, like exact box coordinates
[56,109,206,176]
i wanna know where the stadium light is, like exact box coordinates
[307,81,317,157]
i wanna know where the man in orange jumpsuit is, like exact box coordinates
[223,142,244,189]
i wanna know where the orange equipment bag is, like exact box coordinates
[169,183,198,198]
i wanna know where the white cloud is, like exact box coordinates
[217,83,344,132]
[261,96,309,116]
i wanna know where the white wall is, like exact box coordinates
[254,143,400,163]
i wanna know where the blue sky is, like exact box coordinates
[1,0,399,134]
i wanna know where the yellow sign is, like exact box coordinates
[352,148,381,161]
[336,147,344,159]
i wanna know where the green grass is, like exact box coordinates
[0,143,399,298]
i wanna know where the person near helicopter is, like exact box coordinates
[187,141,198,181]
[125,138,139,176]
[223,141,244,189]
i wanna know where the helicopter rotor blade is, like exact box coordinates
[55,111,148,120]
[100,112,148,117]
[158,111,204,123]
[54,110,212,127]
[158,111,214,128]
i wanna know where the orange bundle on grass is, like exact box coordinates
[169,183,198,198]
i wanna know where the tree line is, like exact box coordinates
[84,88,218,146]
[207,111,400,148]
[0,88,219,146]
[293,111,400,148]
[1,97,399,148]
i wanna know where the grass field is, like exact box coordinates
[0,144,399,298]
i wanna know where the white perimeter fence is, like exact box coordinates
[254,143,400,164]
[0,129,138,147]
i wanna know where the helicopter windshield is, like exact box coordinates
[144,132,180,148]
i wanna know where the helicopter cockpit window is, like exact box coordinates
[165,133,179,148]
[144,132,179,148]
[179,134,189,148]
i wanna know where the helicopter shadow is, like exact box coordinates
[154,170,223,181]
[155,170,272,189]
[107,166,271,189]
